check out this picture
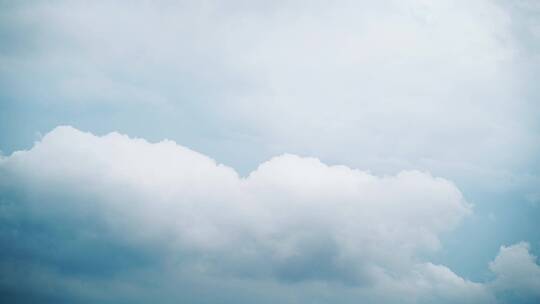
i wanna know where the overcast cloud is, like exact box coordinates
[1,0,539,303]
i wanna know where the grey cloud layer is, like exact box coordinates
[1,127,538,303]
[1,0,538,190]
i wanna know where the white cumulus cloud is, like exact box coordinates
[0,126,538,303]
[489,242,540,300]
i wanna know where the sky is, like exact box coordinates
[0,0,539,303]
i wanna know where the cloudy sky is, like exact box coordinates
[1,0,539,303]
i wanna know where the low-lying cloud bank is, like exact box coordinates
[0,126,538,303]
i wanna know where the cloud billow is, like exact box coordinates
[1,126,538,303]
